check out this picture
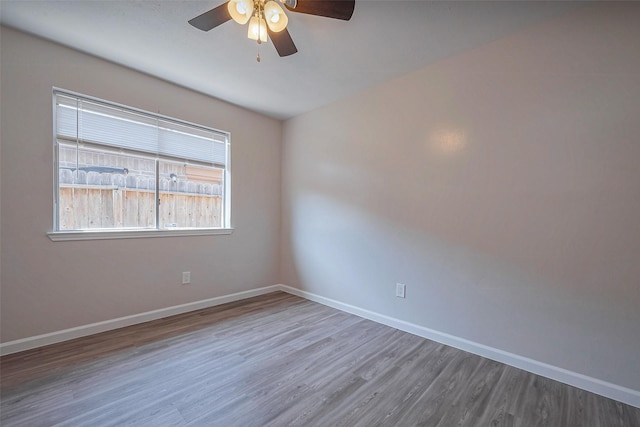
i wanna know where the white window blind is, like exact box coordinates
[55,91,228,167]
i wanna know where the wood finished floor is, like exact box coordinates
[1,292,639,427]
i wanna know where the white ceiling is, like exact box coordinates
[1,0,582,120]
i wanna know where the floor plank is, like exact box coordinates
[1,292,639,426]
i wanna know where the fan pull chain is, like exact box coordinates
[256,1,263,62]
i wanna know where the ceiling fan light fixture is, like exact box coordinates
[228,0,254,25]
[264,1,288,32]
[189,0,355,59]
[248,15,268,42]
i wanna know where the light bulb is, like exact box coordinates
[248,16,268,43]
[228,0,254,25]
[264,1,288,32]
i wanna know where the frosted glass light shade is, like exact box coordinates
[248,16,268,42]
[264,1,288,32]
[228,0,254,25]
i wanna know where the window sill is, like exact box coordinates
[47,228,234,241]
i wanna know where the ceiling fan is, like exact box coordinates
[188,0,355,60]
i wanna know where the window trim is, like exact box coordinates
[51,87,232,239]
[47,228,233,242]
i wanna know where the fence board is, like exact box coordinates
[124,190,138,228]
[73,188,89,229]
[139,191,155,228]
[59,187,74,229]
[101,189,114,227]
[87,188,102,228]
[113,189,124,228]
[160,192,175,227]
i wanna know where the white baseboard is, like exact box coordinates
[0,285,281,356]
[2,283,638,408]
[277,285,640,409]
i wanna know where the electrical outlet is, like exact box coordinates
[182,271,191,285]
[396,283,406,298]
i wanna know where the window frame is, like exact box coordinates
[48,88,233,241]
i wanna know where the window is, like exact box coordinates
[51,89,231,239]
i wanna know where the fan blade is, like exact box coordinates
[269,28,298,57]
[286,0,355,21]
[188,2,232,31]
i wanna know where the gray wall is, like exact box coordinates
[0,27,282,341]
[281,3,640,391]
